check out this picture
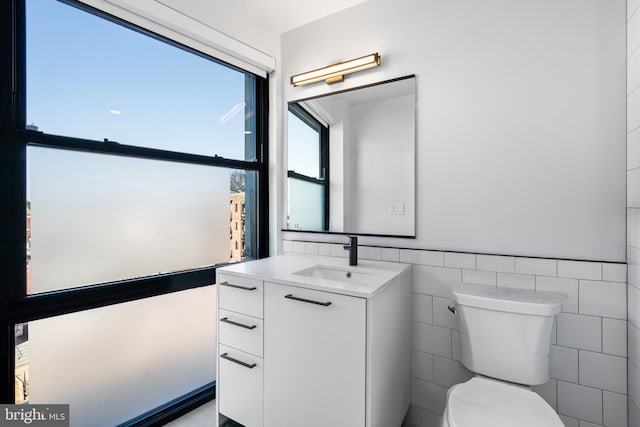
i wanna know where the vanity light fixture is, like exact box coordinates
[290,53,381,86]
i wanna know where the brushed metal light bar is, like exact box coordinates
[291,53,381,87]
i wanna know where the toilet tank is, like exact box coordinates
[453,285,566,386]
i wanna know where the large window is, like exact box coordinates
[1,0,268,424]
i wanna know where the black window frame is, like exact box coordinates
[287,103,329,230]
[0,0,269,424]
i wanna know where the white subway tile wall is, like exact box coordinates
[631,247,640,287]
[412,294,433,325]
[631,129,640,174]
[444,252,475,269]
[451,329,461,362]
[578,351,627,394]
[536,276,579,313]
[604,391,628,427]
[557,381,603,424]
[631,2,640,425]
[557,313,602,352]
[412,351,434,383]
[432,297,456,329]
[557,260,602,281]
[516,257,558,276]
[412,379,447,414]
[604,264,628,283]
[630,360,640,413]
[532,378,557,410]
[630,216,640,253]
[550,345,579,383]
[631,322,640,367]
[630,104,640,147]
[303,241,319,255]
[282,241,628,427]
[633,400,640,427]
[381,247,401,262]
[317,242,331,256]
[560,414,580,427]
[603,319,628,357]
[476,254,514,273]
[461,269,496,286]
[432,355,472,388]
[579,280,627,320]
[400,249,422,264]
[630,4,640,57]
[360,245,382,260]
[631,286,640,330]
[419,251,445,267]
[496,272,535,290]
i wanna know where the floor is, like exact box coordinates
[165,400,218,427]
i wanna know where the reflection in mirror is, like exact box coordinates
[286,76,416,237]
[287,105,329,231]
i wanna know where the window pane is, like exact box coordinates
[15,323,28,404]
[287,178,324,230]
[26,0,255,160]
[288,110,321,178]
[17,287,216,425]
[27,146,254,293]
[230,169,257,262]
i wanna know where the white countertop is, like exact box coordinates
[217,254,411,298]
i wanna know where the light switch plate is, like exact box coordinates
[389,203,405,215]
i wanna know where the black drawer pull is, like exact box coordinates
[220,352,257,369]
[219,281,257,291]
[284,294,332,306]
[220,317,257,330]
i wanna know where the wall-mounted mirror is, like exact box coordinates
[285,75,416,237]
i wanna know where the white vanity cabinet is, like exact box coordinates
[217,273,265,427]
[216,255,411,427]
[264,282,367,427]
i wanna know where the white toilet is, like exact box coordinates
[440,285,566,427]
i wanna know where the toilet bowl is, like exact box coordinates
[441,377,563,427]
[439,285,566,427]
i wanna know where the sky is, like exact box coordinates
[26,0,250,160]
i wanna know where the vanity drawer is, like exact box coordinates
[218,344,263,427]
[219,309,263,357]
[218,273,264,318]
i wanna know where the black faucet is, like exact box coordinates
[343,235,358,266]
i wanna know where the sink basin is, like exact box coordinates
[294,265,373,284]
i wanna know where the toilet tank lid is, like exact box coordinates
[453,285,566,316]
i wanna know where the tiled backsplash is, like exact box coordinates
[282,240,628,427]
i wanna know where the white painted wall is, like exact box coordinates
[281,0,627,262]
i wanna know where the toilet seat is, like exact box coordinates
[445,377,563,427]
